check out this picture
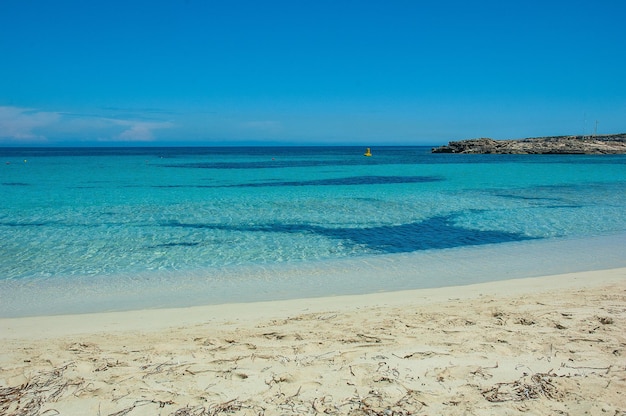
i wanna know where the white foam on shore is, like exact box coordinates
[1,232,625,318]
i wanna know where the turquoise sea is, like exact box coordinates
[1,146,625,317]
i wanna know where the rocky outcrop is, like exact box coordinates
[432,134,626,154]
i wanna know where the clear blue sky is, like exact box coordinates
[1,0,624,146]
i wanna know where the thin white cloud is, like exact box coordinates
[0,106,60,142]
[118,124,155,141]
[109,120,174,142]
[0,106,174,143]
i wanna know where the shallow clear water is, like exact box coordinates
[1,146,625,317]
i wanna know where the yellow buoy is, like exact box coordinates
[363,148,372,157]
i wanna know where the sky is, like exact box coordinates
[0,0,625,146]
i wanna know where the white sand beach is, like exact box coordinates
[1,268,625,415]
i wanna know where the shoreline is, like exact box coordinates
[1,268,625,415]
[3,232,626,319]
[1,267,625,340]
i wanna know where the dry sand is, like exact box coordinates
[1,268,625,415]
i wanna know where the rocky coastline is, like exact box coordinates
[432,133,626,154]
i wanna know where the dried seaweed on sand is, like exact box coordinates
[0,363,83,416]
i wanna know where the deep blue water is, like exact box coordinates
[1,146,625,317]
